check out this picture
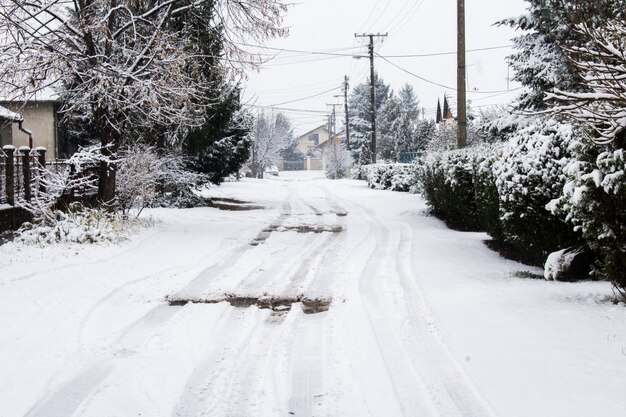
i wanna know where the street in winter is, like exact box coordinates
[1,0,626,416]
[2,173,625,417]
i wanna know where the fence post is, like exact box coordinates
[36,147,46,194]
[3,145,15,206]
[20,146,31,201]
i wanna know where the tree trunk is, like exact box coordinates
[95,107,119,207]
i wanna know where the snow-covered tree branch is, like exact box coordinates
[546,20,626,144]
[0,0,289,202]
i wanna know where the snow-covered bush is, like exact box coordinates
[116,145,209,215]
[19,145,104,221]
[418,149,482,231]
[325,142,349,179]
[493,118,579,264]
[365,163,417,192]
[474,148,504,240]
[548,135,626,294]
[17,202,140,245]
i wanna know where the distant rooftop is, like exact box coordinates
[0,105,23,122]
[0,87,61,103]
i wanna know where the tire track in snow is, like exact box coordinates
[394,225,498,417]
[287,311,329,417]
[22,362,113,417]
[171,308,282,417]
[355,208,435,417]
[352,197,497,417]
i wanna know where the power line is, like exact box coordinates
[376,52,522,94]
[264,86,342,107]
[236,41,513,59]
[245,104,331,114]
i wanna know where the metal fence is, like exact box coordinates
[283,160,305,171]
[0,146,83,207]
[398,152,420,164]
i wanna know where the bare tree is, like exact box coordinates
[546,20,626,144]
[248,111,292,178]
[0,0,288,203]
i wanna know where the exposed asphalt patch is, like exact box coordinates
[209,197,264,211]
[166,294,332,315]
[250,224,343,246]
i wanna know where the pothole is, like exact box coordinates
[166,294,332,315]
[250,224,343,246]
[210,198,264,211]
[212,197,251,204]
[281,225,343,234]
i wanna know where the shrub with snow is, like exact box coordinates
[117,145,209,214]
[17,203,143,245]
[325,143,349,180]
[473,148,504,240]
[418,148,482,231]
[493,118,580,264]
[548,135,626,295]
[365,163,417,192]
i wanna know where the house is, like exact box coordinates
[315,131,351,175]
[296,125,331,156]
[0,106,24,148]
[0,89,62,159]
[278,124,331,171]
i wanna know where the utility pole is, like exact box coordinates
[457,0,467,149]
[343,76,350,151]
[326,103,341,140]
[355,32,387,163]
[326,103,342,178]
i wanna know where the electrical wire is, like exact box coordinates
[235,41,512,59]
[261,86,342,107]
[376,52,522,94]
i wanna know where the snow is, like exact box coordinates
[1,172,626,417]
[0,105,22,121]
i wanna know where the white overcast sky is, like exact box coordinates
[242,0,528,135]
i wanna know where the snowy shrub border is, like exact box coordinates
[417,118,585,268]
[493,118,579,264]
[548,132,626,294]
[17,202,152,245]
[363,163,418,192]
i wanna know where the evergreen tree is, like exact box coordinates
[391,84,422,159]
[500,0,626,110]
[347,74,391,164]
[175,4,253,184]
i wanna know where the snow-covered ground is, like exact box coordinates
[1,171,625,417]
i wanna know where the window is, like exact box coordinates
[309,133,319,145]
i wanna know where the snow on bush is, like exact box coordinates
[117,145,209,214]
[418,147,486,231]
[325,142,349,179]
[493,118,580,264]
[548,134,626,295]
[17,203,148,245]
[18,145,104,221]
[474,148,504,240]
[365,163,418,192]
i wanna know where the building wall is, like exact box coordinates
[1,102,57,159]
[0,121,12,147]
[296,127,330,156]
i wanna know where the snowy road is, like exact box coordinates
[2,172,626,417]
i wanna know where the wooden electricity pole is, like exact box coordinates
[343,76,350,151]
[456,0,467,149]
[457,0,467,149]
[355,32,387,163]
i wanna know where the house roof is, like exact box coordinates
[296,124,328,140]
[0,87,61,103]
[0,105,23,122]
